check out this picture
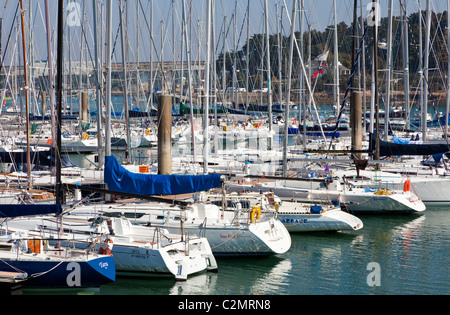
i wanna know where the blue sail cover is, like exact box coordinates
[0,204,62,218]
[104,156,222,196]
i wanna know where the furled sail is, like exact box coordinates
[104,156,222,196]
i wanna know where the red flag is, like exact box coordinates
[313,62,327,78]
[312,51,329,78]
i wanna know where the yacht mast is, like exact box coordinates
[203,0,212,174]
[105,0,112,158]
[55,0,64,203]
[149,0,153,112]
[181,0,196,163]
[44,0,55,144]
[246,0,250,112]
[384,0,393,140]
[19,0,31,188]
[373,0,379,160]
[282,0,298,177]
[446,0,450,138]
[423,0,431,141]
[333,0,340,113]
[264,0,273,140]
[401,0,410,134]
[92,0,103,168]
[118,0,131,162]
[298,0,305,148]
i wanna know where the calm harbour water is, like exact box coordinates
[25,207,449,295]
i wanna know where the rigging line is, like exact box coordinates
[0,258,28,275]
[29,261,65,279]
[70,2,98,93]
[363,37,390,135]
[407,12,449,142]
[413,3,447,102]
[0,2,19,74]
[138,0,168,92]
[327,23,369,149]
[423,9,447,91]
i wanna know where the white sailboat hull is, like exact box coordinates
[4,216,217,281]
[151,217,291,257]
[227,181,426,213]
[96,202,291,257]
[335,170,450,206]
[332,190,426,213]
[110,237,216,280]
[277,202,363,232]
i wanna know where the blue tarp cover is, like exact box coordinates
[0,204,62,218]
[373,137,449,157]
[104,156,222,196]
[392,136,410,145]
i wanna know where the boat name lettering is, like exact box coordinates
[219,234,250,239]
[281,218,308,224]
[131,254,150,259]
[131,249,150,255]
[99,262,109,269]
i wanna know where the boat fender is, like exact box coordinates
[250,205,262,223]
[403,179,411,192]
[375,189,391,196]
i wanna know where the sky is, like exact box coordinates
[0,0,447,64]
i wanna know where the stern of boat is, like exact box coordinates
[249,217,291,255]
[160,237,217,281]
[393,191,427,213]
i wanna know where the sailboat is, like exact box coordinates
[4,211,217,281]
[227,175,426,214]
[84,155,291,257]
[0,204,115,289]
[205,190,363,232]
[89,198,291,257]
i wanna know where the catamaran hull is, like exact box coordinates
[0,256,115,289]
